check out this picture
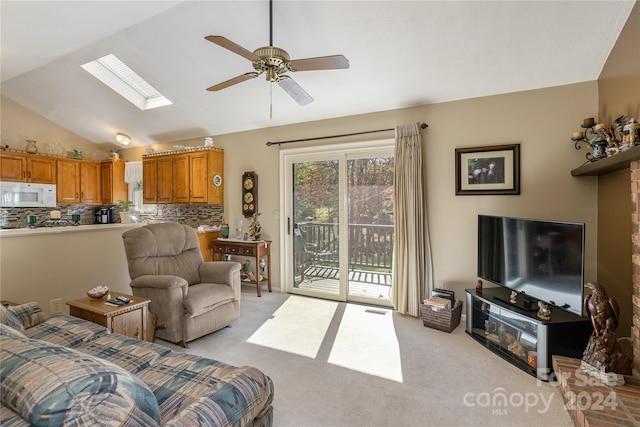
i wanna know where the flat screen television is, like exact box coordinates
[477,215,585,317]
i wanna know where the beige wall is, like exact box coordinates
[1,96,110,158]
[0,225,142,316]
[596,1,640,339]
[2,82,600,314]
[122,82,600,304]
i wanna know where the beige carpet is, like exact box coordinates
[157,287,574,427]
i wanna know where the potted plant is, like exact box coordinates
[115,200,134,223]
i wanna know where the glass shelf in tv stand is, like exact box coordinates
[479,301,538,345]
[469,296,541,377]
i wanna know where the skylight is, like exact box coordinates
[81,54,171,110]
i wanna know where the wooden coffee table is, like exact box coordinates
[66,291,152,342]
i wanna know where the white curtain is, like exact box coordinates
[124,161,143,210]
[124,161,142,184]
[392,123,433,317]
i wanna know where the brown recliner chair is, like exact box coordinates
[122,222,241,347]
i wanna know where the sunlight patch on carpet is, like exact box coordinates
[328,304,403,382]
[247,296,338,358]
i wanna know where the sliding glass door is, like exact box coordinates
[281,142,394,306]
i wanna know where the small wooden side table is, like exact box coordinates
[212,238,272,297]
[66,291,152,342]
[1,300,18,307]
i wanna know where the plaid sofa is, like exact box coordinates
[0,303,273,426]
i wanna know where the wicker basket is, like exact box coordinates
[420,300,463,333]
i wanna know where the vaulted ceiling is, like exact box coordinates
[1,1,635,147]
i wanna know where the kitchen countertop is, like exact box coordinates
[0,222,145,238]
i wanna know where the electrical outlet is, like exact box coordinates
[273,210,279,219]
[67,209,72,215]
[50,298,63,314]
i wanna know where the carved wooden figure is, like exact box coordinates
[582,282,632,383]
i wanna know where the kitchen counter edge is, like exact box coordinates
[0,223,146,238]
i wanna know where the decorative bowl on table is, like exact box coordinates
[87,285,109,300]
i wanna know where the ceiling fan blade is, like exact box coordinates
[277,75,314,106]
[287,55,349,72]
[207,72,260,91]
[205,36,262,62]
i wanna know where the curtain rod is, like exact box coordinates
[266,122,428,147]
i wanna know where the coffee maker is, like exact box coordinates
[95,208,112,224]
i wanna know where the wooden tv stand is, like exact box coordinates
[465,287,592,380]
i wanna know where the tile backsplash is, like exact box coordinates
[1,204,224,228]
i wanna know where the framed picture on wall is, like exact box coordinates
[455,143,520,195]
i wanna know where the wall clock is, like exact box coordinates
[242,171,257,217]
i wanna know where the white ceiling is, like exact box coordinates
[1,1,635,148]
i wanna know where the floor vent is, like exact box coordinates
[364,309,387,315]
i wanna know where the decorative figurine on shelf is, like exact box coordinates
[248,212,262,241]
[509,291,517,304]
[571,115,633,162]
[601,115,627,152]
[476,279,483,293]
[537,301,551,320]
[581,282,633,385]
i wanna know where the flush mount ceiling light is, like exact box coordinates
[115,133,131,146]
[82,54,172,110]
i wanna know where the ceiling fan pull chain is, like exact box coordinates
[270,82,273,120]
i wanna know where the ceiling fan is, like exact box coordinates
[205,0,349,106]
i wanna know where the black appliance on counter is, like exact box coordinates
[95,208,113,224]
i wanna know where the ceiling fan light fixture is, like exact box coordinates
[266,68,278,82]
[115,133,131,146]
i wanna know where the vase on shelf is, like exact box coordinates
[235,219,243,239]
[25,140,38,154]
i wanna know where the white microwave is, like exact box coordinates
[0,181,57,208]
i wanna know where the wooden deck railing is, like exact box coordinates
[298,222,393,271]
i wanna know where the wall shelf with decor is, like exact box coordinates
[571,145,640,176]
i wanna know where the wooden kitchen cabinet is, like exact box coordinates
[0,152,56,184]
[142,157,158,203]
[172,151,210,204]
[142,155,172,204]
[157,156,173,203]
[101,160,127,204]
[197,230,222,261]
[56,159,101,204]
[0,153,26,181]
[172,153,190,203]
[142,147,223,205]
[27,156,57,184]
[56,159,81,203]
[80,161,101,203]
[189,151,210,203]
